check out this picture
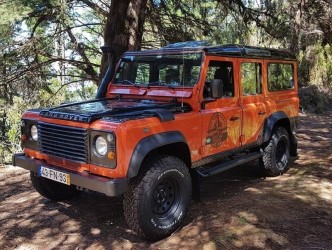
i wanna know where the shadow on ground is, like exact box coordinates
[0,114,331,250]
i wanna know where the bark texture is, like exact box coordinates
[100,0,148,79]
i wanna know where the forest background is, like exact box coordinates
[0,0,331,163]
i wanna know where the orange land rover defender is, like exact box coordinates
[13,42,299,240]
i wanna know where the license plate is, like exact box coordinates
[38,166,70,185]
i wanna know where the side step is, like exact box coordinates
[196,151,262,178]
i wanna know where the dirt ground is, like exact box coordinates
[1,114,331,250]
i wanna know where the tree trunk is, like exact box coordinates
[100,0,148,80]
[291,0,305,54]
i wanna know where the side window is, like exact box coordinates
[241,62,262,95]
[268,63,294,91]
[204,61,234,98]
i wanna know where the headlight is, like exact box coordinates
[31,125,38,141]
[95,136,107,156]
[90,131,116,168]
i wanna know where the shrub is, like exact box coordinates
[299,85,332,114]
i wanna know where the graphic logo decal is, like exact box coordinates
[206,112,228,147]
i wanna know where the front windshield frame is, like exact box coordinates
[113,52,203,88]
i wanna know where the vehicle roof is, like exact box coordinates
[124,41,296,60]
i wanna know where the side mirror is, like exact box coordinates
[210,79,223,99]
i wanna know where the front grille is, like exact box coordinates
[38,122,88,162]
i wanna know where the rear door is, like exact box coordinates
[239,59,266,146]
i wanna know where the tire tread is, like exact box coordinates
[262,127,290,176]
[123,154,191,240]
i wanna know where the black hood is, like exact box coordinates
[39,98,190,123]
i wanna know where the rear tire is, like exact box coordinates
[261,127,290,176]
[123,155,192,240]
[30,172,81,201]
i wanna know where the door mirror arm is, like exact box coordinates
[201,97,216,109]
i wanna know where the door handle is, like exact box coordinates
[230,116,239,121]
[258,111,266,115]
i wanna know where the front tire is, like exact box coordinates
[261,127,290,176]
[123,155,192,240]
[30,172,81,201]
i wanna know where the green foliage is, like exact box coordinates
[0,0,103,163]
[298,44,332,87]
[65,83,97,101]
[267,63,294,91]
[306,44,332,86]
[0,97,31,163]
[0,77,96,163]
[299,85,331,114]
[0,0,31,25]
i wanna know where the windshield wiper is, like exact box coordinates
[147,81,175,89]
[116,80,139,87]
[147,81,165,87]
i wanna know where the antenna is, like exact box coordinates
[181,12,187,110]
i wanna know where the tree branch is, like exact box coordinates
[46,79,94,103]
[65,26,99,82]
[79,0,108,17]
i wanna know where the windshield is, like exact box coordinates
[114,53,203,87]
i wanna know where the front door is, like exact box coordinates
[201,57,241,157]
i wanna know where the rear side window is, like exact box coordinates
[241,62,262,95]
[268,63,294,91]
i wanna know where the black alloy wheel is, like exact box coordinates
[123,154,192,240]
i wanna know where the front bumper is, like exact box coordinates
[12,153,127,197]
